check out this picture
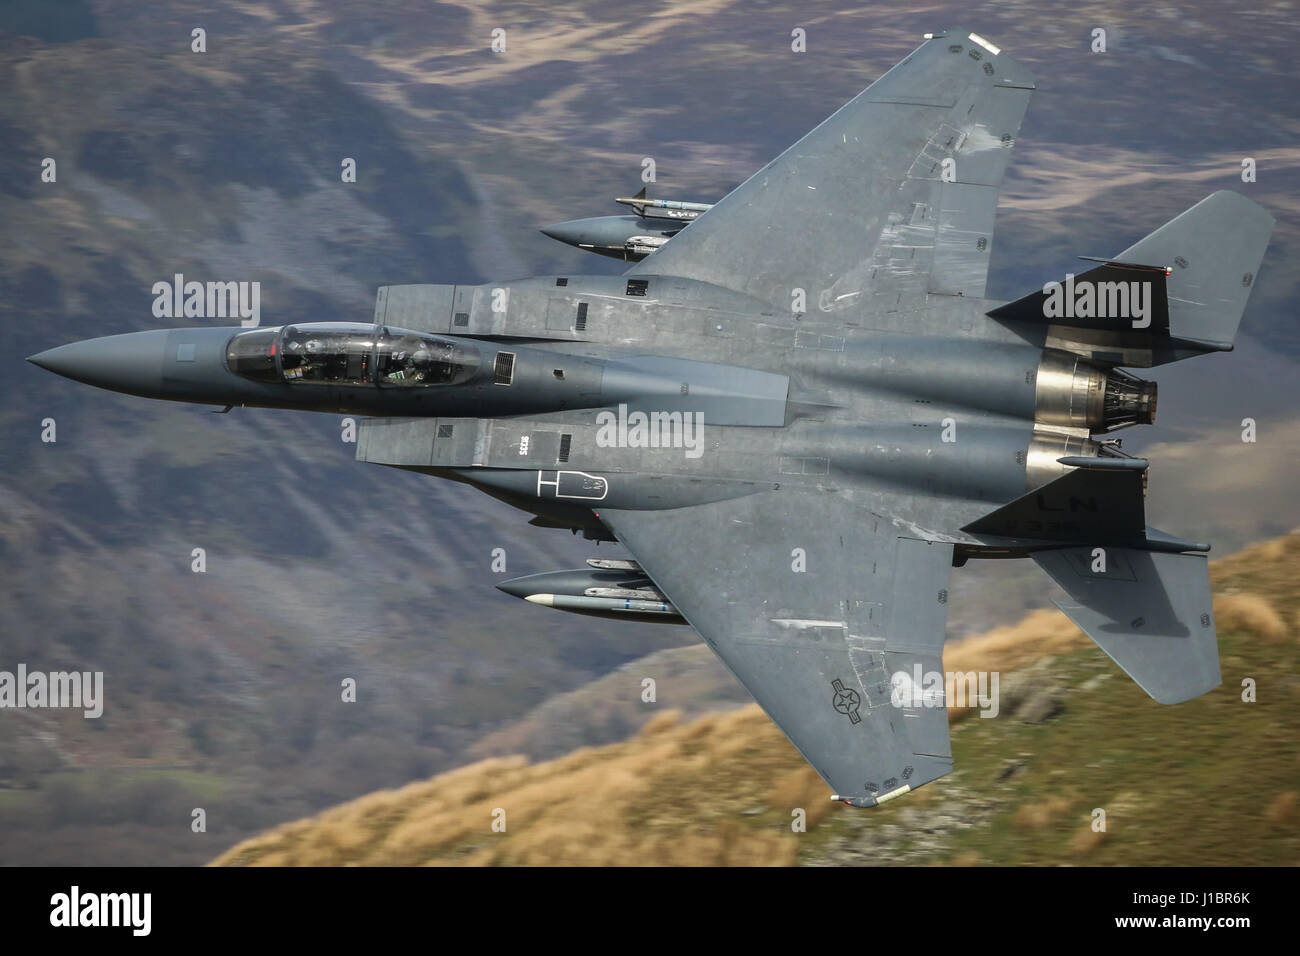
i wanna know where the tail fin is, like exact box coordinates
[989,190,1273,365]
[1032,547,1220,704]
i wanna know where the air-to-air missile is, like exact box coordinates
[540,187,713,261]
[614,188,713,220]
[496,559,685,624]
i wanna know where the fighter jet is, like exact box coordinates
[541,187,714,261]
[29,28,1274,808]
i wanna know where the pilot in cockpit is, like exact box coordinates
[384,346,410,383]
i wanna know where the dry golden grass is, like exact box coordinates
[639,709,682,737]
[1069,828,1107,857]
[214,704,804,866]
[1214,593,1289,642]
[768,766,834,829]
[1248,538,1289,563]
[944,608,1088,675]
[1013,795,1075,830]
[1266,791,1298,826]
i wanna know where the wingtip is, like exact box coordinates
[831,793,878,808]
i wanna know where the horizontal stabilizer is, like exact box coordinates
[1114,190,1273,348]
[1032,547,1220,704]
[963,459,1146,543]
[988,262,1171,334]
[988,191,1273,363]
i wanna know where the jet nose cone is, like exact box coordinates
[27,330,168,396]
[495,577,534,599]
[540,216,639,249]
[27,348,62,372]
[539,221,582,245]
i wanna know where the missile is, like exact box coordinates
[584,586,662,600]
[497,565,685,624]
[585,558,641,571]
[525,593,682,618]
[614,193,712,221]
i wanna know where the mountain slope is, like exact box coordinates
[214,534,1300,866]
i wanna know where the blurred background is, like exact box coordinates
[1,0,1296,865]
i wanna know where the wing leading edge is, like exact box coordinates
[629,29,1035,315]
[599,489,956,806]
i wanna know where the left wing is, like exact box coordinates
[599,488,956,806]
[628,28,1035,314]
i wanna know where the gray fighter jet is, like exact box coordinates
[29,28,1274,808]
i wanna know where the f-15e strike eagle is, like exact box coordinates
[30,29,1274,807]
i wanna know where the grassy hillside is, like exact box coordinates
[214,534,1300,866]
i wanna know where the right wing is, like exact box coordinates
[599,488,956,807]
[630,28,1035,314]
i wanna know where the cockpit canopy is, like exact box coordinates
[226,323,480,388]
